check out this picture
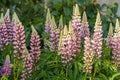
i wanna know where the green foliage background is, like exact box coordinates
[0,0,120,80]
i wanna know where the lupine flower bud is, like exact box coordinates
[49,16,60,52]
[81,11,90,38]
[106,23,113,47]
[83,37,93,73]
[91,12,102,59]
[111,19,120,67]
[72,4,81,54]
[58,15,63,30]
[21,48,33,80]
[12,12,26,59]
[45,8,51,34]
[0,55,11,76]
[30,25,41,64]
[4,9,13,44]
[0,14,8,49]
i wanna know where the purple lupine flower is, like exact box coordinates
[81,11,90,38]
[0,55,11,76]
[12,12,26,59]
[59,22,77,65]
[45,8,51,34]
[4,9,13,44]
[91,12,102,59]
[0,14,8,49]
[21,49,33,80]
[106,23,113,47]
[83,37,94,73]
[111,19,120,67]
[72,4,81,54]
[49,16,60,52]
[30,25,41,65]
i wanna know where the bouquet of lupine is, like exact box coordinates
[0,3,120,80]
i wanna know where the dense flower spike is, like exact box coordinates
[49,16,60,52]
[4,9,13,44]
[81,11,90,38]
[72,4,81,54]
[12,12,26,59]
[30,25,41,64]
[0,55,11,76]
[83,37,93,73]
[45,8,51,34]
[111,19,120,67]
[91,12,102,59]
[21,48,33,80]
[0,14,8,49]
[106,23,113,47]
[59,22,77,65]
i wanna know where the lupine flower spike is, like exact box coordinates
[4,9,13,44]
[12,12,26,59]
[58,31,63,55]
[91,12,102,59]
[50,16,60,52]
[0,14,8,49]
[106,23,113,47]
[72,4,82,54]
[21,48,33,80]
[83,37,94,74]
[0,55,11,76]
[81,11,90,38]
[111,19,120,67]
[30,25,41,65]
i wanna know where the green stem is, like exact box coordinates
[66,66,68,80]
[84,72,87,80]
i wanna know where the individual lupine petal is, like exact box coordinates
[92,12,102,59]
[81,11,90,38]
[45,8,51,34]
[58,15,63,30]
[30,25,41,64]
[12,12,26,59]
[0,14,8,49]
[83,37,93,73]
[21,48,33,80]
[4,9,13,44]
[111,19,120,67]
[106,23,113,47]
[0,55,11,76]
[72,4,81,54]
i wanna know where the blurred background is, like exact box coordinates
[0,0,120,46]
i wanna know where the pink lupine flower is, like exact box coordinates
[30,25,41,64]
[4,9,13,44]
[49,16,60,52]
[83,37,94,73]
[111,19,120,67]
[81,11,90,38]
[12,12,26,59]
[72,4,81,54]
[91,12,102,59]
[45,8,51,34]
[21,49,33,80]
[59,22,77,65]
[0,14,8,49]
[0,55,11,76]
[106,23,113,47]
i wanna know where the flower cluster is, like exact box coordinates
[0,55,11,76]
[81,11,90,38]
[72,4,82,54]
[83,37,94,73]
[91,12,102,59]
[111,19,120,67]
[30,25,41,65]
